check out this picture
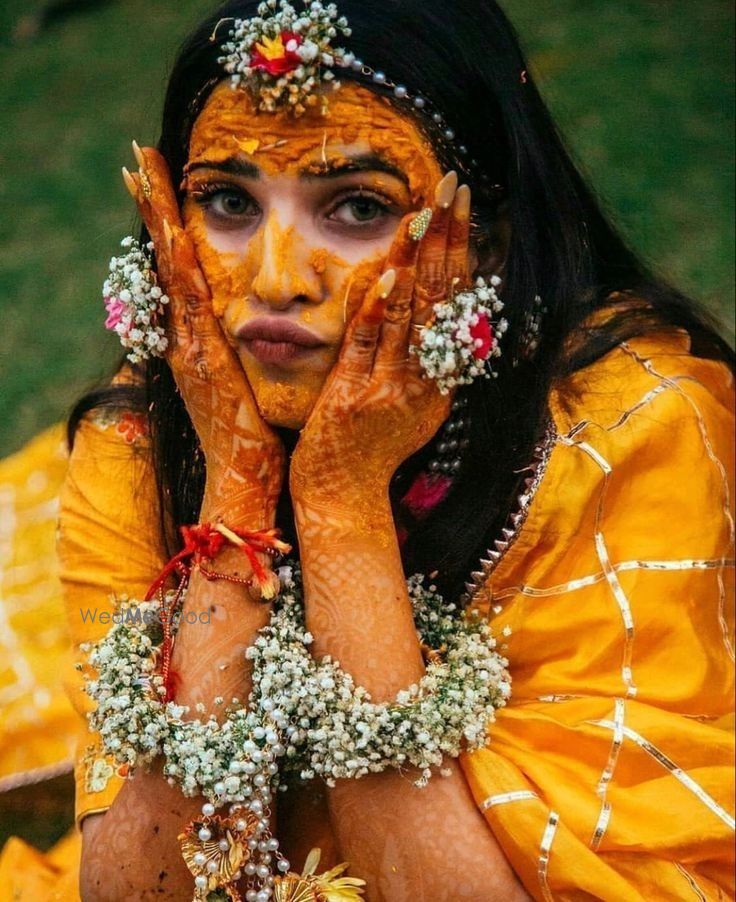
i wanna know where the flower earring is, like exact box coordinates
[413,276,508,394]
[103,236,169,364]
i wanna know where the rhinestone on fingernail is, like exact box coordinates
[409,207,433,241]
[139,170,153,199]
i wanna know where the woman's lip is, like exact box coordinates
[235,317,327,366]
[244,339,321,365]
[236,317,325,348]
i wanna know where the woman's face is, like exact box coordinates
[183,81,444,428]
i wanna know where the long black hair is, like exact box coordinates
[70,0,733,602]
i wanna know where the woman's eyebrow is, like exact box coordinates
[184,154,409,185]
[186,158,261,179]
[300,154,409,186]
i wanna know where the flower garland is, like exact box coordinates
[218,1,353,116]
[249,567,510,787]
[413,276,508,394]
[103,236,169,364]
[81,564,510,899]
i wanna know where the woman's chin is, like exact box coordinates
[254,385,317,431]
[262,409,309,430]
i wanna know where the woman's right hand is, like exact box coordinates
[124,144,285,528]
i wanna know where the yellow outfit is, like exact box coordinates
[0,332,733,900]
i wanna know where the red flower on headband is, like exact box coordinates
[251,31,303,76]
[470,313,494,360]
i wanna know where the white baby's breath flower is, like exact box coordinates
[103,237,169,363]
[413,277,506,394]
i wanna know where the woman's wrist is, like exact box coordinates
[200,488,277,532]
[293,484,393,534]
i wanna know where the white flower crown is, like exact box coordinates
[217,0,353,116]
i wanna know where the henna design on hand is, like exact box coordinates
[290,171,471,515]
[124,146,285,528]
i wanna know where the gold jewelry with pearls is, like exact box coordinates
[409,207,434,241]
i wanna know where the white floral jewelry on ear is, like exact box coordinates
[413,276,508,394]
[103,236,169,364]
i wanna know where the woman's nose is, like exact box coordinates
[251,211,322,310]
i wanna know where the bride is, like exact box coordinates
[51,0,735,899]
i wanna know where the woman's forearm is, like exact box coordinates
[80,546,271,901]
[295,493,527,902]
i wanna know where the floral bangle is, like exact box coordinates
[80,563,510,900]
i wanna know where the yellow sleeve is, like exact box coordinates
[461,335,735,900]
[58,406,165,829]
[0,425,79,791]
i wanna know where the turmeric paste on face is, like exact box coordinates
[183,81,444,428]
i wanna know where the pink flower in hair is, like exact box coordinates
[402,472,453,519]
[104,296,126,330]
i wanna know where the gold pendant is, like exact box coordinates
[272,873,321,902]
[179,812,259,901]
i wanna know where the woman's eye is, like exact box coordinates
[329,194,392,227]
[193,185,261,226]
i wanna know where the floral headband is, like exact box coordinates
[212,0,480,175]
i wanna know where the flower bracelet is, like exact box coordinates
[81,563,510,901]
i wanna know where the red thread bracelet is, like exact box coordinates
[144,522,291,702]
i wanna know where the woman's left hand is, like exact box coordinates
[290,173,471,511]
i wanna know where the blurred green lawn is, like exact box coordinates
[0,0,734,458]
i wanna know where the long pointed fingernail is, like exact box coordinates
[377,269,397,299]
[435,171,458,209]
[454,184,471,220]
[132,140,145,168]
[121,166,138,199]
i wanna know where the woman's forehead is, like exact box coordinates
[188,81,443,202]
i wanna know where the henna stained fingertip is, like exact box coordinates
[453,184,471,221]
[435,171,458,209]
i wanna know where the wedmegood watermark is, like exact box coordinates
[79,607,211,626]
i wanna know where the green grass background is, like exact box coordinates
[0,0,733,463]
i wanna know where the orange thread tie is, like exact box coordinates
[144,523,291,701]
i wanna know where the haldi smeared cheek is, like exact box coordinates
[182,80,443,428]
